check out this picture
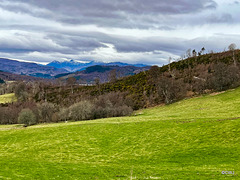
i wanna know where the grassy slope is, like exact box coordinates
[0,89,240,179]
[0,93,16,104]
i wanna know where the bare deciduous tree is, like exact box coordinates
[38,102,56,123]
[207,63,239,91]
[228,43,237,66]
[157,76,186,104]
[94,78,100,86]
[109,70,117,83]
[67,77,77,94]
[15,82,28,102]
[186,48,192,58]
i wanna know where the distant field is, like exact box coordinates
[0,89,239,179]
[0,93,16,103]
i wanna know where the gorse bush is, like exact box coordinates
[18,108,37,126]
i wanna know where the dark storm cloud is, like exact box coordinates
[0,32,67,54]
[108,36,186,54]
[0,0,217,28]
[14,0,217,14]
[0,31,109,55]
[45,30,186,54]
[0,0,219,56]
[45,33,105,52]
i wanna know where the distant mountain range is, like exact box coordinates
[0,58,150,81]
[0,58,68,78]
[47,60,147,72]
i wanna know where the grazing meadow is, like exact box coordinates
[0,88,239,179]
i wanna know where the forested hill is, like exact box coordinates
[56,65,150,83]
[38,49,240,109]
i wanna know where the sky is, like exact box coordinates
[0,0,239,65]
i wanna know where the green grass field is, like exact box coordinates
[0,89,240,179]
[0,93,16,104]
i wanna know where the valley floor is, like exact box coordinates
[0,88,240,179]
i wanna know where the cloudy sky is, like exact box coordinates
[0,0,239,65]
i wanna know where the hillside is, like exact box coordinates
[0,58,68,78]
[41,50,240,108]
[57,65,150,83]
[0,87,239,179]
[0,70,46,82]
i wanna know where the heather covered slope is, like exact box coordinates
[0,88,239,179]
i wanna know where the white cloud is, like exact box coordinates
[0,0,239,66]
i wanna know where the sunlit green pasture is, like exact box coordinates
[0,93,16,104]
[0,89,239,179]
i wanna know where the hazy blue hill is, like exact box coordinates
[47,59,148,72]
[47,60,91,72]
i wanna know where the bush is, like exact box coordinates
[69,100,94,121]
[18,108,37,126]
